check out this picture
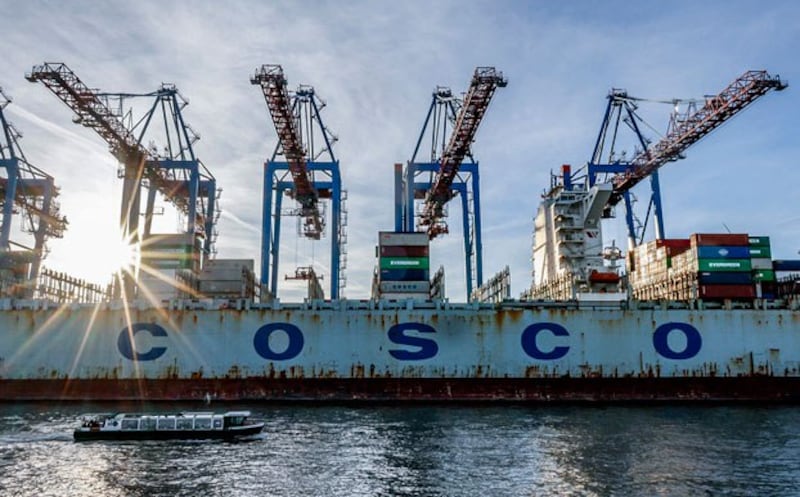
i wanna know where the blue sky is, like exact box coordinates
[0,0,798,301]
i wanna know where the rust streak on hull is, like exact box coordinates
[2,378,800,403]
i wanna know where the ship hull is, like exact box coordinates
[5,377,800,403]
[1,302,798,402]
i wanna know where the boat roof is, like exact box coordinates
[224,410,251,417]
[78,412,115,420]
[79,410,252,420]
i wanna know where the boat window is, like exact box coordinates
[140,418,156,430]
[226,416,245,427]
[121,419,139,431]
[176,418,193,430]
[213,418,223,429]
[157,418,176,430]
[195,417,212,430]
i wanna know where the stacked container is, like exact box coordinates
[687,234,754,299]
[197,259,256,299]
[377,232,431,299]
[626,233,779,300]
[749,236,776,298]
[627,239,690,300]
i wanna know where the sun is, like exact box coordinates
[108,235,140,276]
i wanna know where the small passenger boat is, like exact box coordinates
[73,410,264,441]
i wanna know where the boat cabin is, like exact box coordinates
[74,410,263,440]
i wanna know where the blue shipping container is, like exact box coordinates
[697,271,753,285]
[773,260,800,271]
[696,245,751,259]
[380,269,430,282]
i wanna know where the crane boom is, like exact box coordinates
[25,62,191,215]
[250,64,322,237]
[419,66,506,237]
[609,70,786,205]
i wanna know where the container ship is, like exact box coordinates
[0,63,798,402]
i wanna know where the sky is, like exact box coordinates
[0,0,798,302]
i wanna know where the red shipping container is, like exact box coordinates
[655,238,691,256]
[380,245,429,257]
[699,284,756,299]
[690,233,749,247]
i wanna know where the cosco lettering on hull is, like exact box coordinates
[117,321,703,362]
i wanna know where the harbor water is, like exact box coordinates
[1,403,799,496]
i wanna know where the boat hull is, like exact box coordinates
[73,423,264,441]
[2,302,799,402]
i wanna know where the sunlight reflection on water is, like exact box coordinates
[1,404,799,496]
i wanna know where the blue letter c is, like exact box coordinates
[118,323,168,361]
[521,323,570,360]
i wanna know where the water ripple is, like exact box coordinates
[0,405,799,496]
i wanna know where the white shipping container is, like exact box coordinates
[199,268,247,281]
[750,258,773,270]
[198,280,245,294]
[379,281,431,293]
[379,232,429,247]
[205,259,255,271]
[378,292,430,301]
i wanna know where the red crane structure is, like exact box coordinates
[417,67,507,238]
[251,64,323,239]
[588,69,786,244]
[27,62,220,297]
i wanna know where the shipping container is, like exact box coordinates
[759,281,778,295]
[748,246,772,258]
[748,236,771,247]
[377,292,430,300]
[750,258,773,270]
[690,233,749,246]
[379,281,431,293]
[380,257,430,270]
[198,280,246,294]
[699,284,756,299]
[698,259,752,272]
[773,260,800,271]
[752,270,776,282]
[379,232,429,246]
[380,245,429,257]
[141,233,202,271]
[655,239,691,256]
[380,269,430,281]
[697,271,753,285]
[696,245,751,259]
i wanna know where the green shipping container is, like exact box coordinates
[698,259,752,272]
[380,257,430,270]
[752,270,776,282]
[748,236,771,247]
[749,246,772,258]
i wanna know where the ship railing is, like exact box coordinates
[1,296,796,312]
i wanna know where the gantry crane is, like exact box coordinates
[588,70,786,246]
[27,63,220,297]
[251,64,346,300]
[0,87,67,296]
[397,67,506,300]
[415,67,507,238]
